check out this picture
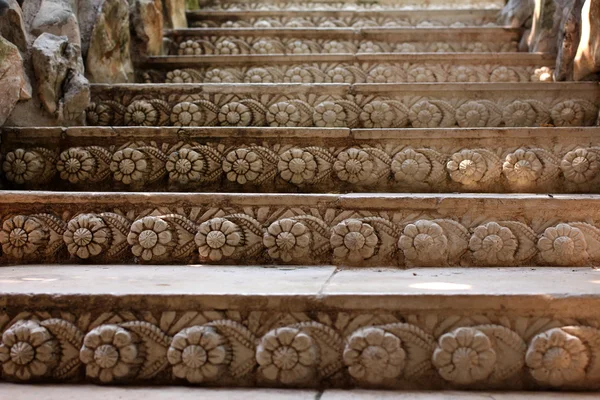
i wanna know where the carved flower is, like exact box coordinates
[205,68,236,83]
[195,218,242,261]
[526,328,588,386]
[469,222,518,264]
[124,101,158,126]
[313,101,347,127]
[256,327,318,384]
[86,102,113,125]
[331,219,378,262]
[57,148,96,183]
[263,219,310,262]
[502,149,543,186]
[166,148,205,184]
[2,149,43,184]
[343,327,405,384]
[367,66,397,83]
[127,217,173,261]
[561,148,599,183]
[391,148,432,183]
[448,66,478,82]
[429,42,452,52]
[446,150,487,185]
[395,43,416,52]
[503,101,537,127]
[222,148,263,184]
[327,67,354,83]
[80,325,138,383]
[64,214,110,259]
[278,149,317,185]
[215,39,240,55]
[252,39,277,54]
[433,328,496,385]
[532,66,553,82]
[267,102,301,127]
[334,148,374,183]
[537,223,588,265]
[171,102,203,126]
[398,220,448,265]
[245,68,274,83]
[408,101,443,128]
[168,326,230,383]
[0,320,57,381]
[0,216,47,258]
[360,101,395,128]
[287,40,310,54]
[490,67,518,83]
[466,42,489,52]
[456,101,489,127]
[166,70,193,84]
[284,67,313,83]
[358,41,383,53]
[110,148,148,185]
[218,102,252,126]
[178,40,202,55]
[551,101,585,127]
[407,67,436,82]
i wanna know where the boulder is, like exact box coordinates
[574,0,600,80]
[498,0,535,28]
[163,0,187,29]
[554,0,584,80]
[85,0,134,83]
[31,32,89,122]
[0,37,31,125]
[30,0,81,46]
[130,0,163,58]
[0,0,28,51]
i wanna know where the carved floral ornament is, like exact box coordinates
[0,315,599,389]
[2,209,600,267]
[84,97,597,129]
[5,144,600,191]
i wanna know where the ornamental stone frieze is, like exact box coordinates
[2,192,600,267]
[0,308,599,389]
[4,126,600,193]
[87,83,600,128]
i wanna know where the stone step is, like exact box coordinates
[189,0,504,12]
[165,27,521,55]
[4,126,600,194]
[186,9,500,28]
[1,265,600,390]
[0,386,596,400]
[1,191,600,267]
[140,53,554,84]
[87,82,600,128]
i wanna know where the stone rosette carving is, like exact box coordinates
[56,148,96,184]
[0,215,48,259]
[195,218,242,261]
[166,149,205,184]
[537,223,588,266]
[222,148,263,184]
[469,222,518,265]
[333,148,374,184]
[2,149,45,184]
[398,220,448,266]
[263,219,310,262]
[63,214,111,259]
[561,149,599,184]
[278,149,317,185]
[330,219,378,263]
[127,217,174,262]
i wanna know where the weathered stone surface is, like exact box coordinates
[554,0,584,80]
[130,0,163,58]
[30,0,81,47]
[0,0,28,51]
[85,0,134,83]
[0,37,31,126]
[574,0,600,80]
[31,32,87,118]
[498,0,534,27]
[163,0,187,28]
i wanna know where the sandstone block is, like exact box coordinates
[0,37,31,126]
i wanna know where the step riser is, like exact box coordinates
[88,83,600,129]
[4,127,600,194]
[0,274,599,390]
[167,28,520,55]
[192,1,504,11]
[1,192,600,267]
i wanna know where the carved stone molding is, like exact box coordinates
[87,83,600,128]
[2,192,600,267]
[1,310,599,389]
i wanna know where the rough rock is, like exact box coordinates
[130,0,163,58]
[554,0,584,80]
[31,32,89,121]
[163,0,187,29]
[85,0,134,83]
[30,0,81,47]
[0,0,28,51]
[0,36,31,126]
[528,0,561,53]
[574,0,600,80]
[498,0,535,27]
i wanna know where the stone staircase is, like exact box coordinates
[2,0,600,396]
